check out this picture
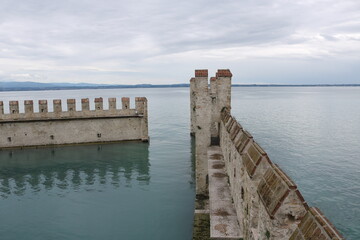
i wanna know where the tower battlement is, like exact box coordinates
[190,69,343,240]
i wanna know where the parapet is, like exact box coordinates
[218,110,343,238]
[243,141,269,178]
[0,97,149,149]
[191,69,343,239]
[257,163,307,218]
[290,207,344,239]
[0,97,147,121]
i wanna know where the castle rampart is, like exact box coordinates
[0,97,148,149]
[191,69,343,240]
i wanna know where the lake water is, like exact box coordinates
[0,87,359,239]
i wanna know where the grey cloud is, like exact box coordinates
[0,0,359,84]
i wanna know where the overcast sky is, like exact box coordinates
[0,0,359,84]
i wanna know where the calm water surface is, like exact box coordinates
[232,87,360,240]
[0,87,359,239]
[0,88,195,240]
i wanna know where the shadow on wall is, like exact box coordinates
[0,142,150,198]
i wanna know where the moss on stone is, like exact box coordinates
[192,213,210,240]
[195,194,209,210]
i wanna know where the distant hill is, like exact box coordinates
[0,81,359,91]
[0,82,190,91]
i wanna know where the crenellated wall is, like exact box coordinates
[190,69,232,197]
[191,69,344,240]
[0,97,148,149]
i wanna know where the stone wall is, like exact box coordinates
[0,97,148,149]
[190,69,232,197]
[219,109,343,239]
[191,68,344,239]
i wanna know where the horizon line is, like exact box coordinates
[1,82,360,93]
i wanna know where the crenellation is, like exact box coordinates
[0,101,3,115]
[9,101,19,114]
[216,69,232,113]
[237,130,253,154]
[95,97,103,110]
[24,100,34,114]
[225,114,232,124]
[67,99,76,112]
[229,121,241,141]
[108,98,116,110]
[227,118,237,133]
[224,116,234,130]
[233,129,246,150]
[0,97,141,118]
[53,99,62,113]
[39,100,48,113]
[81,98,90,111]
[0,97,148,149]
[135,97,146,114]
[257,166,291,218]
[122,97,130,110]
[134,97,148,142]
[219,111,323,239]
[290,207,344,240]
[242,142,268,178]
[191,69,342,240]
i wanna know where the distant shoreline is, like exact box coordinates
[0,82,359,92]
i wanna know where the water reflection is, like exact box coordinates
[0,142,150,198]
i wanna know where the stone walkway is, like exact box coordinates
[208,146,243,240]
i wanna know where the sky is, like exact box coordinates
[0,0,359,85]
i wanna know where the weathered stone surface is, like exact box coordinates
[0,101,3,115]
[191,69,342,240]
[53,99,62,113]
[193,213,210,240]
[257,166,290,217]
[67,99,75,112]
[190,77,196,135]
[0,97,148,148]
[208,146,243,239]
[290,207,344,240]
[39,100,48,113]
[236,130,252,153]
[24,100,34,114]
[193,70,212,196]
[121,97,130,110]
[108,98,116,110]
[230,122,242,141]
[9,101,19,114]
[81,98,90,111]
[94,97,103,110]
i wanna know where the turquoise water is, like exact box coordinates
[232,87,360,239]
[0,88,195,240]
[0,87,359,239]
